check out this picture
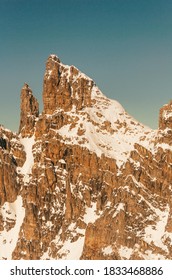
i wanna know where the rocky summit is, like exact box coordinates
[0,54,172,260]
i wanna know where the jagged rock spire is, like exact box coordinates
[159,100,172,130]
[43,55,94,114]
[19,83,39,137]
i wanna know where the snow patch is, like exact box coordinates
[119,246,133,259]
[19,136,35,183]
[102,245,113,255]
[0,196,25,259]
[157,143,172,151]
[143,204,169,252]
[56,85,155,168]
[140,250,166,260]
[162,110,172,120]
[112,203,125,218]
[83,202,100,224]
[57,237,85,260]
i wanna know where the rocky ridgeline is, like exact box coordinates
[0,55,172,260]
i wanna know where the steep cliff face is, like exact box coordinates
[0,126,25,206]
[43,55,93,114]
[159,100,172,130]
[0,55,172,260]
[19,83,39,138]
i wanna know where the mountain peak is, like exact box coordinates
[22,83,32,92]
[1,55,172,260]
[48,54,61,62]
[43,54,94,114]
[159,100,172,130]
[19,83,39,137]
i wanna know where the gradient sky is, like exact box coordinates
[0,0,172,132]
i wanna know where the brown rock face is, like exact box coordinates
[19,83,39,137]
[159,100,172,130]
[43,55,93,114]
[1,54,172,260]
[0,126,25,206]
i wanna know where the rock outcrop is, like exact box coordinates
[0,55,172,260]
[159,100,172,130]
[43,55,93,114]
[0,126,25,206]
[19,83,39,137]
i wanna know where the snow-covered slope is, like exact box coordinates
[55,84,156,168]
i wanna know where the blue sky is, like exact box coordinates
[0,0,172,131]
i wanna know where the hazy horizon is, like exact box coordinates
[0,0,172,132]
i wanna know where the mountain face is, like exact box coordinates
[0,55,172,260]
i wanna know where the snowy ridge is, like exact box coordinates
[45,53,157,168]
[55,84,156,168]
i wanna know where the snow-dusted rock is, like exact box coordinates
[0,55,172,260]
